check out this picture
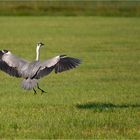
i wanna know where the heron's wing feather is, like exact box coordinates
[0,53,29,77]
[0,60,21,77]
[35,66,54,79]
[35,55,81,79]
[40,56,60,68]
[2,53,28,67]
[35,56,60,79]
[54,57,81,73]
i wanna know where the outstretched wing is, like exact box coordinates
[35,55,81,79]
[54,56,81,73]
[0,52,29,78]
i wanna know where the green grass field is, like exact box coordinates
[0,16,139,139]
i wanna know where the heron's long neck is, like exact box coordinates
[36,46,40,61]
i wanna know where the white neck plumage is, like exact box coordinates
[36,45,41,61]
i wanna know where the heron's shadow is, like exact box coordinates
[76,102,140,111]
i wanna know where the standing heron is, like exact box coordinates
[0,42,81,94]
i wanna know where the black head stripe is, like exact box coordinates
[37,42,44,46]
[3,50,9,53]
[40,42,44,46]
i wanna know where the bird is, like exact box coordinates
[0,42,81,94]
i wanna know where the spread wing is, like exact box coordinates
[35,55,81,79]
[0,52,29,78]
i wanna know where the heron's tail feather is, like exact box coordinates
[22,78,37,90]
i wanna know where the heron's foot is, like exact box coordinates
[33,88,37,95]
[40,89,47,95]
[37,84,47,94]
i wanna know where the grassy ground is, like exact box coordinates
[0,16,139,139]
[0,1,140,16]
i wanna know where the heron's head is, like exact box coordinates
[37,42,44,48]
[0,50,10,59]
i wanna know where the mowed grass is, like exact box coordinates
[0,16,139,139]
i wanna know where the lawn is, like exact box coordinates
[0,16,139,139]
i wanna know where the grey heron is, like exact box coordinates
[0,42,81,94]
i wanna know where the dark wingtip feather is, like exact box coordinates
[55,57,81,74]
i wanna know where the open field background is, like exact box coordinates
[0,0,140,16]
[0,16,140,138]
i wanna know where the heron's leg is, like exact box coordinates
[33,88,37,94]
[37,83,47,94]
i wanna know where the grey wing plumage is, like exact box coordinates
[0,60,21,77]
[35,55,81,79]
[0,53,29,78]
